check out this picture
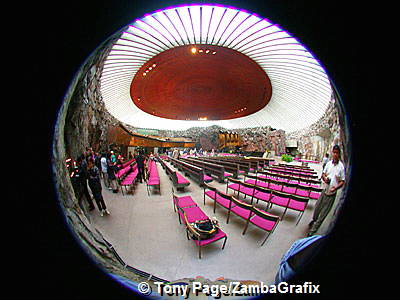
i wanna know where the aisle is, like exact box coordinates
[89,159,321,283]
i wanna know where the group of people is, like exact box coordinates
[74,148,116,216]
[168,147,217,159]
[72,148,149,217]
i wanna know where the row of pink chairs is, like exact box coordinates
[226,178,311,225]
[116,163,139,195]
[117,158,135,170]
[202,184,280,246]
[146,159,160,195]
[172,190,227,259]
[265,166,318,179]
[245,174,322,199]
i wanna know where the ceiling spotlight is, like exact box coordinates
[152,64,156,67]
[205,49,210,53]
[149,67,152,70]
[212,51,216,54]
[199,49,203,53]
[143,73,146,76]
[191,47,197,54]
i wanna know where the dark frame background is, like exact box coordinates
[21,0,379,298]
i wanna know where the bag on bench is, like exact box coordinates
[191,218,219,240]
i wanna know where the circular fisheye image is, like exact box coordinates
[52,3,351,299]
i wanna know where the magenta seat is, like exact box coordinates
[176,196,197,208]
[249,215,276,231]
[254,190,272,202]
[228,183,240,191]
[224,172,232,177]
[287,200,306,211]
[205,190,216,200]
[203,174,213,182]
[296,190,310,197]
[230,205,253,219]
[215,194,234,209]
[270,195,289,207]
[240,186,255,197]
[148,178,160,185]
[194,229,227,246]
[176,173,190,185]
[282,186,296,194]
[310,192,320,199]
[180,206,208,223]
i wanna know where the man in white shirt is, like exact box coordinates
[100,153,111,189]
[308,145,345,236]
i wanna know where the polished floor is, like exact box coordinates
[89,157,326,284]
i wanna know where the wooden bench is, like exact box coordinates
[196,157,240,179]
[158,157,190,191]
[169,157,213,186]
[182,157,231,183]
[146,159,160,195]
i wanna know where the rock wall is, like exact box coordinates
[286,95,345,162]
[52,30,147,285]
[125,124,286,153]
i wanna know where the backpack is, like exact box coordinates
[191,219,219,240]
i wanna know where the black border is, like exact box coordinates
[21,0,378,298]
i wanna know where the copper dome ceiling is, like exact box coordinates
[100,4,332,132]
[130,44,272,120]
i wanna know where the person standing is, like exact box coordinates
[107,153,119,193]
[76,154,95,211]
[135,150,145,183]
[308,145,345,236]
[100,153,110,189]
[87,158,110,216]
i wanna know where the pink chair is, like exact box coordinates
[182,211,228,259]
[245,207,280,246]
[203,183,235,213]
[253,185,273,207]
[172,191,197,212]
[226,196,254,225]
[268,190,291,215]
[284,194,309,225]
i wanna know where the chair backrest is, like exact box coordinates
[245,173,258,183]
[283,181,298,190]
[296,184,312,196]
[227,177,241,185]
[216,189,234,209]
[269,178,284,191]
[253,184,272,195]
[289,194,309,205]
[272,190,291,200]
[203,182,217,199]
[251,206,280,223]
[179,207,199,235]
[230,196,253,218]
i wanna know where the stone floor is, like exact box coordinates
[88,157,324,284]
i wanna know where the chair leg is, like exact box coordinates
[199,245,202,259]
[261,231,271,246]
[222,236,227,249]
[295,211,304,226]
[242,220,250,235]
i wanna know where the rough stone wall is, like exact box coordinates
[63,46,119,161]
[286,95,343,162]
[125,124,286,153]
[52,31,148,285]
